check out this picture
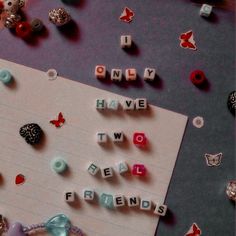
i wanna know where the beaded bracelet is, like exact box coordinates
[6,214,84,236]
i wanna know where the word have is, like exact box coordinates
[96,132,147,147]
[88,162,147,177]
[95,65,156,82]
[96,98,148,110]
[64,191,167,216]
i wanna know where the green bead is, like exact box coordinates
[0,69,12,84]
[51,158,67,174]
[100,193,114,209]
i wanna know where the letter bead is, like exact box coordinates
[125,69,137,81]
[120,35,132,48]
[154,204,167,216]
[96,132,108,143]
[96,99,107,110]
[200,4,212,17]
[132,164,147,176]
[123,99,135,110]
[140,199,152,211]
[64,191,75,202]
[107,99,119,110]
[133,132,147,147]
[113,195,125,207]
[87,163,100,176]
[100,193,114,209]
[144,68,156,81]
[127,196,140,207]
[95,65,106,79]
[117,161,129,174]
[83,189,95,201]
[111,132,124,142]
[101,167,113,178]
[135,98,148,110]
[111,69,122,82]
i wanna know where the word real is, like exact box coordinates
[95,98,148,110]
[96,132,147,147]
[64,191,167,216]
[87,162,147,177]
[95,65,156,81]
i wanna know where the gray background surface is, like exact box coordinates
[0,0,235,235]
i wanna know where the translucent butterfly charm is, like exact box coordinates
[205,153,222,167]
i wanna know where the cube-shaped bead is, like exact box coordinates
[111,69,122,82]
[96,132,108,143]
[144,68,156,81]
[120,35,132,48]
[100,193,114,209]
[117,161,129,174]
[133,132,147,147]
[123,99,135,110]
[101,167,113,178]
[140,199,152,211]
[111,132,124,142]
[125,69,137,81]
[113,195,125,207]
[135,98,148,110]
[200,4,212,17]
[127,196,139,207]
[95,65,106,79]
[132,164,146,176]
[96,99,107,110]
[64,191,75,203]
[154,204,167,216]
[83,189,95,201]
[87,163,100,176]
[107,99,119,110]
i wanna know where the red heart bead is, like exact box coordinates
[15,174,25,185]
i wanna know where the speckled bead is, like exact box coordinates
[4,13,21,28]
[30,18,44,32]
[3,0,20,14]
[0,69,12,84]
[50,158,67,174]
[18,0,25,8]
[48,8,71,26]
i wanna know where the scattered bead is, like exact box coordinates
[123,99,135,110]
[4,13,21,28]
[50,157,67,174]
[120,35,132,48]
[154,204,167,216]
[132,164,147,176]
[95,65,106,79]
[125,68,137,81]
[15,174,25,185]
[192,116,204,128]
[107,99,119,110]
[111,132,124,142]
[96,99,107,110]
[3,0,20,14]
[46,69,58,80]
[144,68,156,81]
[15,21,32,39]
[226,180,236,201]
[227,91,236,116]
[190,70,206,86]
[96,132,108,143]
[135,98,148,110]
[205,153,222,167]
[19,123,43,145]
[30,18,44,32]
[200,4,212,17]
[64,191,75,202]
[49,8,71,26]
[117,161,129,174]
[100,193,114,209]
[0,69,12,84]
[140,199,152,211]
[133,132,147,147]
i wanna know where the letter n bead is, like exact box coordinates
[132,164,146,176]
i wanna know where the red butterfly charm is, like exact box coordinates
[119,7,134,23]
[179,30,197,50]
[50,112,65,128]
[185,223,202,236]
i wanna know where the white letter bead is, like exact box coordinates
[117,161,129,174]
[125,69,137,81]
[83,189,95,201]
[113,195,125,207]
[140,199,152,211]
[121,35,132,48]
[95,65,106,79]
[64,191,75,202]
[135,98,148,110]
[96,132,108,143]
[87,163,100,176]
[127,196,139,207]
[111,69,122,82]
[96,99,106,110]
[112,132,124,142]
[144,68,156,81]
[101,167,113,178]
[123,99,135,110]
[154,204,167,216]
[107,99,119,110]
[200,4,212,17]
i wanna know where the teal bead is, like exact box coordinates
[51,158,67,174]
[100,193,114,209]
[0,69,12,84]
[45,214,71,236]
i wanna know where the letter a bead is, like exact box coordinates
[132,164,146,176]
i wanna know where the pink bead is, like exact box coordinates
[132,164,146,176]
[133,132,147,147]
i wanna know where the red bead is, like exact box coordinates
[133,132,147,147]
[132,164,146,176]
[15,22,31,39]
[190,70,206,86]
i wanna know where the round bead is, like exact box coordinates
[192,116,204,128]
[190,70,206,86]
[15,21,31,38]
[48,8,71,26]
[4,13,21,28]
[227,91,236,116]
[0,69,12,84]
[18,0,25,8]
[3,0,20,14]
[51,158,67,174]
[226,180,236,201]
[30,18,44,32]
[46,69,58,80]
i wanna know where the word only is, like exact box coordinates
[64,191,167,216]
